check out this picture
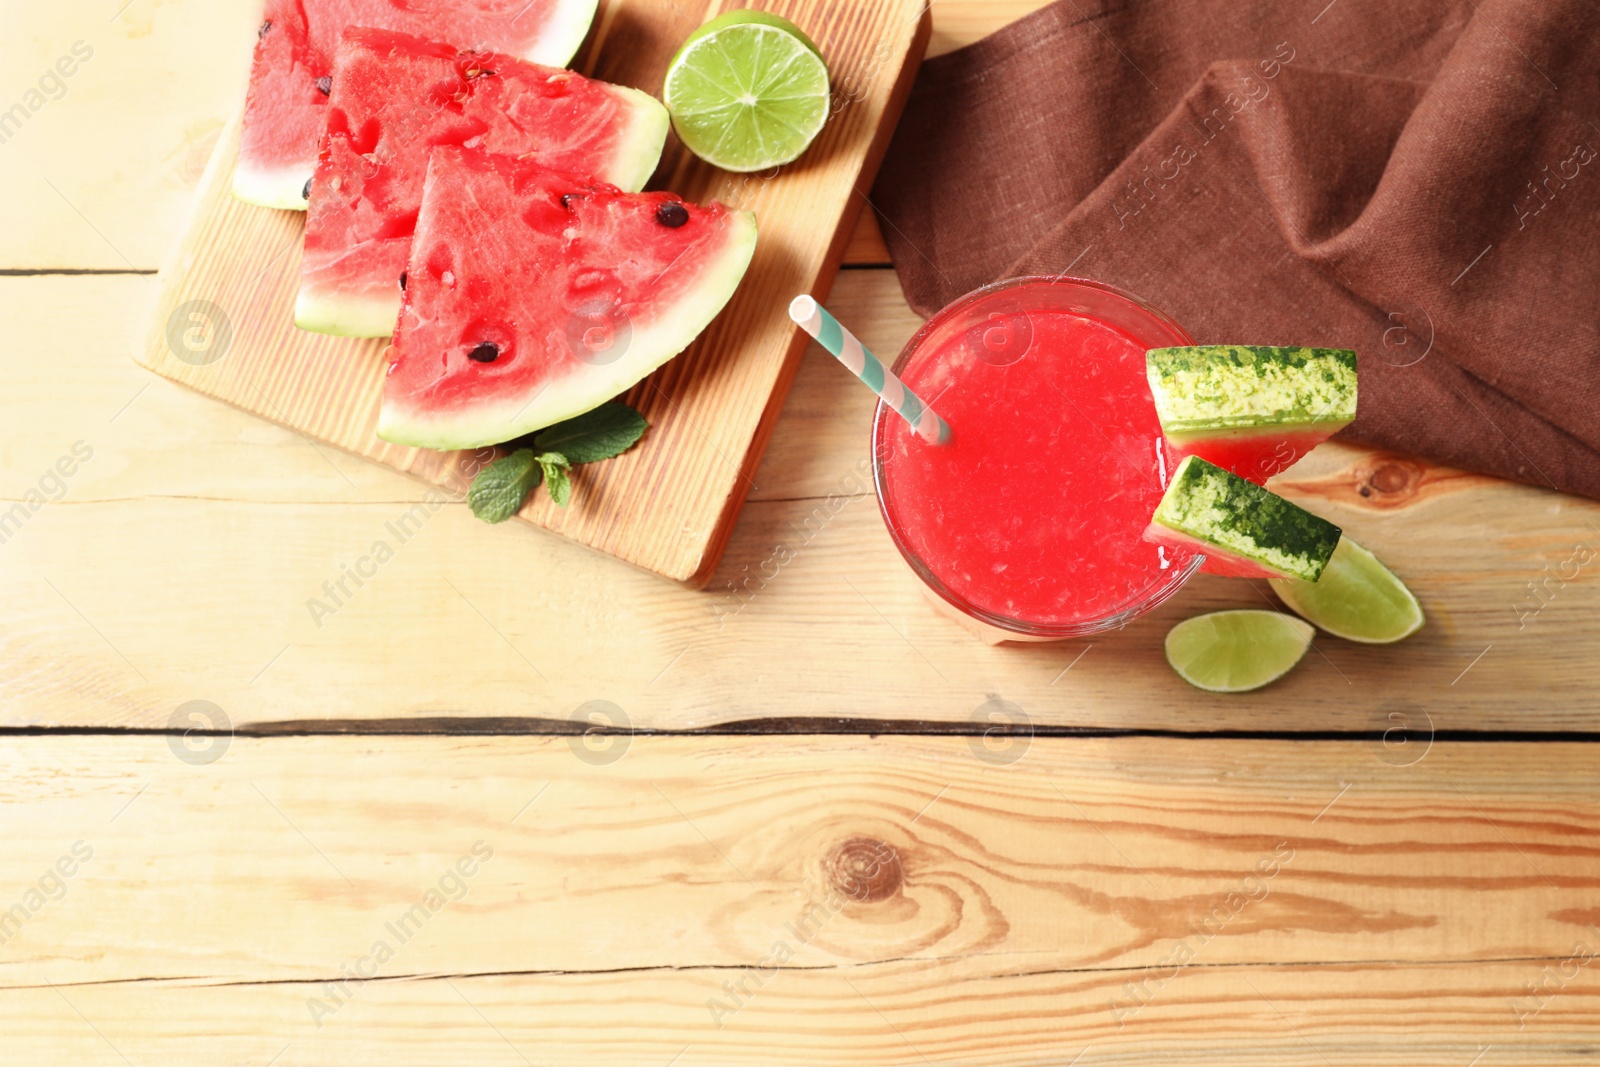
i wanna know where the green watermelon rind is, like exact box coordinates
[1147,455,1342,582]
[230,0,603,213]
[522,0,602,68]
[605,86,672,193]
[233,162,315,212]
[376,210,759,451]
[1157,417,1354,448]
[293,287,400,339]
[1145,345,1357,438]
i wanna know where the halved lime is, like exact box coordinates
[1270,537,1424,643]
[663,10,830,173]
[1165,610,1314,693]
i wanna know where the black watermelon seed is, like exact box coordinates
[560,193,577,209]
[655,201,689,228]
[258,20,272,38]
[467,342,500,363]
[399,271,407,291]
[302,177,311,200]
[316,75,332,95]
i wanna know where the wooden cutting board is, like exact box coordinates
[136,0,930,585]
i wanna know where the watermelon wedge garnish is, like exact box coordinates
[235,0,600,210]
[377,148,757,451]
[1145,455,1342,582]
[295,27,670,338]
[1145,346,1357,484]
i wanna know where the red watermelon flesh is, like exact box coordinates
[296,27,669,338]
[1174,429,1329,486]
[235,0,599,210]
[378,147,757,451]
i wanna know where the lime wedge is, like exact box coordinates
[663,10,830,172]
[1269,537,1424,643]
[1165,610,1314,693]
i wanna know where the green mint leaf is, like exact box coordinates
[532,402,648,465]
[537,452,572,507]
[468,449,541,523]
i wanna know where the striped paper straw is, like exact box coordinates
[788,294,951,445]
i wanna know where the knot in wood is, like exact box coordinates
[1368,460,1421,499]
[827,837,902,903]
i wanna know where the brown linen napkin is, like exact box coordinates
[871,0,1600,498]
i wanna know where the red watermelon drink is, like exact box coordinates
[873,277,1201,640]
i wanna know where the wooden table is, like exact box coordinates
[3,2,1598,1063]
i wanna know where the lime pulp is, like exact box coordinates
[1164,610,1315,693]
[1270,537,1424,643]
[663,11,830,172]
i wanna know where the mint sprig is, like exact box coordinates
[532,402,649,464]
[467,402,648,522]
[467,450,542,524]
[536,452,571,507]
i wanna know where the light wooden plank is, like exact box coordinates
[5,959,1597,1065]
[843,211,891,264]
[0,0,1021,272]
[4,273,1600,730]
[0,0,260,270]
[1,736,1597,1062]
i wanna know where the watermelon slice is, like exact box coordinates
[1145,346,1357,484]
[235,0,600,210]
[295,28,670,338]
[378,148,757,451]
[1145,455,1342,582]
